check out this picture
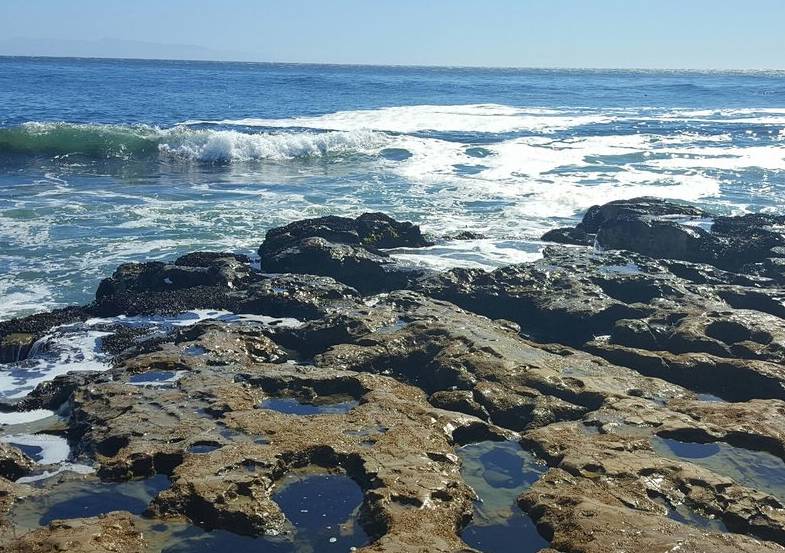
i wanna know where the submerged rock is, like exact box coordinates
[4,512,146,553]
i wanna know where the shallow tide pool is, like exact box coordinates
[457,440,548,553]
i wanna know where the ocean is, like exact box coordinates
[1,57,784,321]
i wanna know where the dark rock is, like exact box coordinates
[173,251,252,267]
[541,226,594,246]
[578,196,707,234]
[259,212,432,259]
[0,442,33,481]
[0,306,89,363]
[553,197,785,275]
[258,213,433,294]
[415,248,654,344]
[260,236,428,294]
[447,231,486,241]
[95,254,252,300]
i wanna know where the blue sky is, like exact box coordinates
[0,0,783,69]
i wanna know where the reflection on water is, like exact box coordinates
[12,470,369,553]
[652,496,728,533]
[274,473,369,550]
[260,396,358,416]
[11,474,171,529]
[457,440,548,553]
[653,436,785,502]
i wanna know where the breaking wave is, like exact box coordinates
[0,122,393,162]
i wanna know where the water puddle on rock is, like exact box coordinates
[153,523,294,553]
[260,396,358,416]
[154,471,369,553]
[11,474,171,530]
[599,262,643,275]
[652,497,728,533]
[12,469,369,553]
[274,472,369,550]
[457,440,548,553]
[696,393,726,402]
[653,436,785,501]
[187,442,222,454]
[129,370,184,386]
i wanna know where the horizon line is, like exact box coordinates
[1,54,784,74]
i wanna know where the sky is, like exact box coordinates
[0,0,783,69]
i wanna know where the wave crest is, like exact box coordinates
[159,127,389,162]
[0,122,392,162]
[0,122,160,159]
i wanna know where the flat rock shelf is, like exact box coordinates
[1,204,785,552]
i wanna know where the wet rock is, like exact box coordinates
[448,231,486,241]
[521,468,785,553]
[317,291,685,428]
[522,419,785,546]
[585,340,785,402]
[144,366,482,550]
[5,512,146,553]
[257,213,434,294]
[579,197,708,234]
[540,226,593,246]
[258,212,432,259]
[661,398,785,462]
[415,247,667,343]
[550,196,785,275]
[5,205,785,552]
[0,442,34,481]
[0,334,37,364]
[95,253,253,300]
[93,267,359,320]
[260,236,427,294]
[429,390,488,420]
[173,251,252,267]
[0,307,89,363]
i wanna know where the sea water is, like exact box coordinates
[0,59,784,320]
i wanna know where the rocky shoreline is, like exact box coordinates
[1,198,785,552]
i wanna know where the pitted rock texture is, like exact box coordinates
[4,512,146,553]
[2,201,785,553]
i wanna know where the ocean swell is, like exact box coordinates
[0,122,392,162]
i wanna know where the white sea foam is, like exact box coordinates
[3,103,785,326]
[159,128,390,162]
[86,309,305,329]
[389,240,544,271]
[0,327,113,399]
[0,409,55,425]
[1,433,70,464]
[648,145,785,171]
[0,309,306,400]
[184,104,615,134]
[16,463,95,483]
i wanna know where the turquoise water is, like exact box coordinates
[1,58,784,319]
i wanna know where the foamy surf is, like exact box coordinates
[185,104,617,134]
[0,122,394,162]
[0,310,305,398]
[2,100,783,323]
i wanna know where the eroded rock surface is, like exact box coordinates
[2,201,785,553]
[4,512,146,553]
